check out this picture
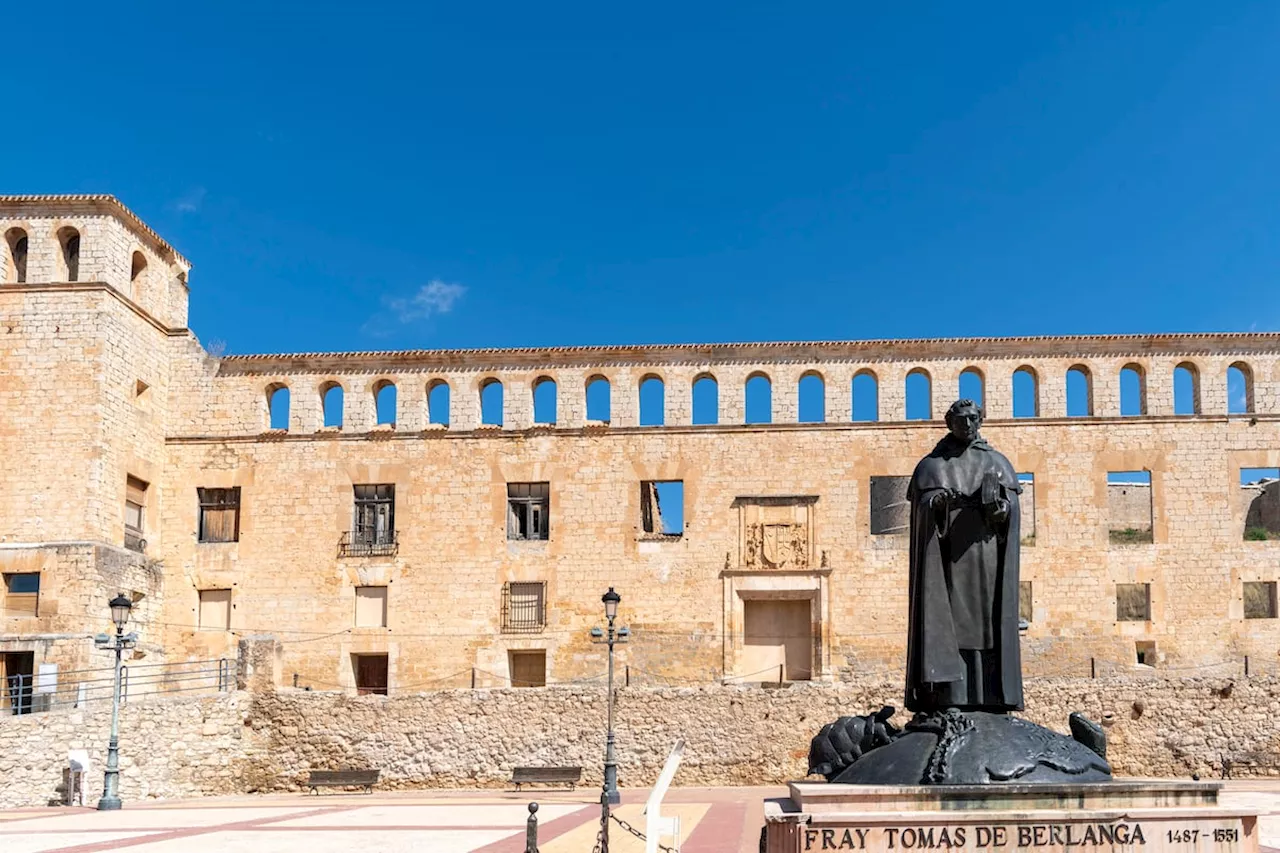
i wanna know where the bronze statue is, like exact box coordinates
[905,399,1023,713]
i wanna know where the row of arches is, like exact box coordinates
[262,361,1261,431]
[3,226,82,283]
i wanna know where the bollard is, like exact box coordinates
[625,665,630,687]
[525,802,539,853]
[1090,657,1096,679]
[778,664,784,688]
[1245,655,1250,677]
[293,673,299,688]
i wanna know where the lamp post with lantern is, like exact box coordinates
[590,587,629,806]
[96,593,137,811]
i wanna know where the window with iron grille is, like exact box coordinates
[198,487,241,543]
[507,482,549,540]
[502,582,546,632]
[354,484,395,543]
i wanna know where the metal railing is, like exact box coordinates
[338,530,398,558]
[2,658,235,717]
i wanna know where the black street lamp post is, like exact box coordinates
[591,587,629,806]
[96,593,137,811]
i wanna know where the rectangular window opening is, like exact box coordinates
[641,480,684,536]
[870,476,910,536]
[509,649,547,688]
[355,586,389,628]
[1018,581,1032,626]
[1018,473,1036,546]
[125,475,149,552]
[1242,468,1280,541]
[3,573,40,617]
[1107,471,1153,545]
[197,589,232,631]
[342,485,397,557]
[197,487,241,543]
[1135,640,1157,667]
[507,482,550,541]
[353,653,389,695]
[1116,583,1151,622]
[1244,581,1278,620]
[502,581,546,633]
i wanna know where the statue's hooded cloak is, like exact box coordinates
[905,433,1024,713]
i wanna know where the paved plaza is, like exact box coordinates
[0,786,775,853]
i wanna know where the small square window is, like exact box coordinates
[198,487,241,543]
[509,650,547,688]
[355,586,388,628]
[1136,640,1157,666]
[198,589,232,631]
[1244,581,1277,619]
[1116,583,1151,622]
[3,573,40,617]
[507,483,550,540]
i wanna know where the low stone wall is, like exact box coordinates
[0,692,251,809]
[3,675,1279,807]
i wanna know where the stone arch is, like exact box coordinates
[1228,362,1254,414]
[905,368,932,420]
[745,371,772,424]
[852,369,879,422]
[480,377,504,426]
[1066,364,1093,416]
[130,250,147,299]
[639,373,665,426]
[958,367,985,407]
[1012,365,1039,418]
[320,381,345,428]
[4,227,28,283]
[1173,362,1200,415]
[798,370,825,423]
[586,374,611,423]
[373,379,398,426]
[533,375,558,425]
[266,383,290,431]
[692,373,718,425]
[1120,363,1146,416]
[426,378,451,426]
[57,226,81,281]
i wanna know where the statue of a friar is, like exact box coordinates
[905,399,1024,714]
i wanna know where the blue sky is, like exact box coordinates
[4,1,1279,354]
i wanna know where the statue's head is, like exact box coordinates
[945,399,984,444]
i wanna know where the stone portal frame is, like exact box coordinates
[721,568,831,682]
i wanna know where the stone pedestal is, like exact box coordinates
[763,781,1258,853]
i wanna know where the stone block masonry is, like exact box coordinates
[3,673,1279,807]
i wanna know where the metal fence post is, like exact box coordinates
[525,802,539,853]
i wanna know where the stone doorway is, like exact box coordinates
[742,599,813,682]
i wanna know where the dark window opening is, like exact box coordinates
[507,482,550,540]
[1135,641,1156,667]
[198,487,241,543]
[354,653,389,695]
[502,582,546,633]
[59,229,80,282]
[5,229,27,283]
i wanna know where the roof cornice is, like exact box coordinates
[0,194,190,269]
[216,332,1280,374]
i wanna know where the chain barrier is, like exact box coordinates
[611,812,677,853]
[591,794,609,853]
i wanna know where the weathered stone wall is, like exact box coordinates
[2,674,1279,807]
[0,692,251,809]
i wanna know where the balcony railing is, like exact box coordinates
[339,530,399,558]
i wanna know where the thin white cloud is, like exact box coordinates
[384,280,466,323]
[173,187,207,214]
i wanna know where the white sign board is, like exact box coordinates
[35,663,57,695]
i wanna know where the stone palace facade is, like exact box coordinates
[2,195,1279,700]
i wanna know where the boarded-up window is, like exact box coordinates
[198,589,231,631]
[1018,581,1032,624]
[354,654,388,695]
[3,573,39,617]
[1116,583,1151,622]
[1107,471,1153,544]
[198,487,241,543]
[507,482,550,540]
[870,476,910,535]
[355,586,388,628]
[1244,581,1277,620]
[509,650,547,688]
[502,582,546,632]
